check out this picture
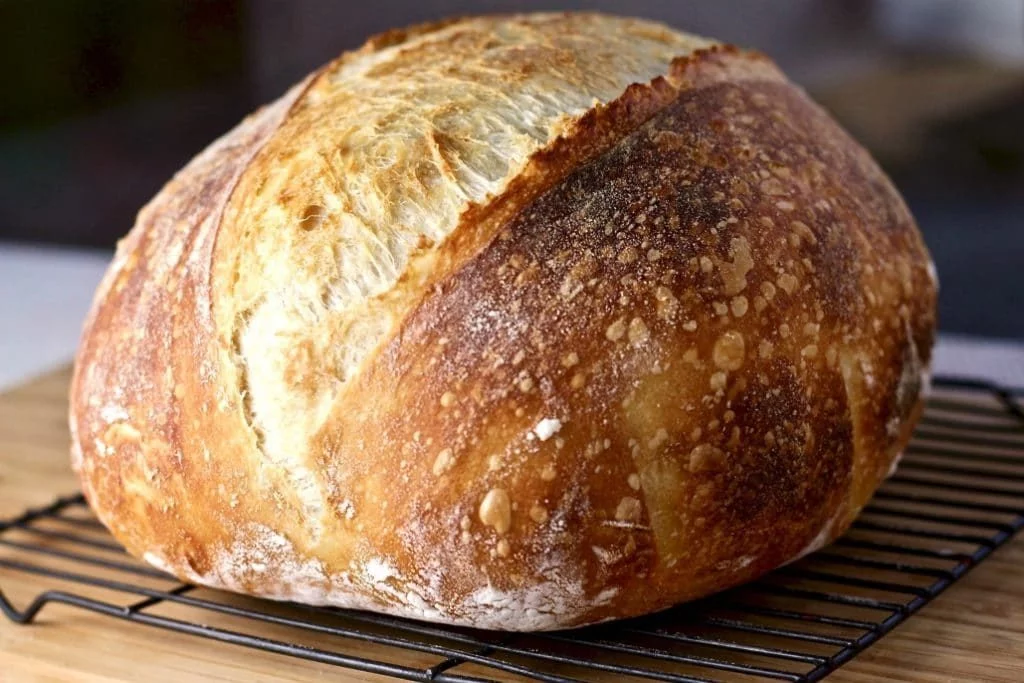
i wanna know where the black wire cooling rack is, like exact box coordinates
[2,376,1023,682]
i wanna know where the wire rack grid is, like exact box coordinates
[2,376,1023,682]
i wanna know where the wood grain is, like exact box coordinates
[1,367,1022,681]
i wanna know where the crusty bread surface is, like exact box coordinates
[70,13,937,630]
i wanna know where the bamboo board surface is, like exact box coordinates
[1,367,1022,681]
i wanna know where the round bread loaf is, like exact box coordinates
[70,13,937,630]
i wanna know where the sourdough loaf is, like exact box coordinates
[70,13,937,630]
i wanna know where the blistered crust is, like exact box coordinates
[71,14,936,631]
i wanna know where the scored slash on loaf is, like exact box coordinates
[70,13,936,630]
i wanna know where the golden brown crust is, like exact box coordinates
[70,15,936,630]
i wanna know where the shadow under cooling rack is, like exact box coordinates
[2,376,1023,682]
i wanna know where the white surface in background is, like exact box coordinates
[0,244,1022,391]
[878,0,1024,65]
[934,333,1024,389]
[0,244,111,390]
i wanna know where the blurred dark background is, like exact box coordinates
[1,0,1022,337]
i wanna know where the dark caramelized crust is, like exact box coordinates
[70,15,936,630]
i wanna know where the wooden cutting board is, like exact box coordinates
[1,367,1022,682]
